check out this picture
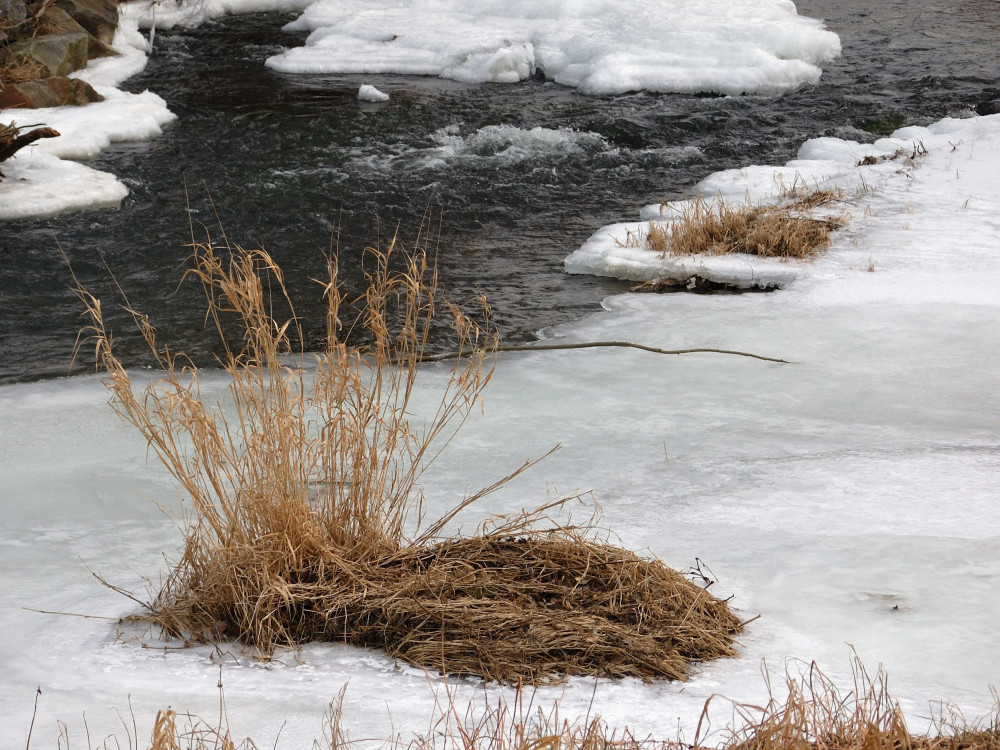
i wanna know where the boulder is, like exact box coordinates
[41,5,117,59]
[3,31,89,77]
[0,75,103,107]
[54,0,118,45]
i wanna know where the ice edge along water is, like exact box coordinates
[0,0,840,220]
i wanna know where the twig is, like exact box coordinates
[419,340,790,364]
[26,687,41,750]
[21,606,119,620]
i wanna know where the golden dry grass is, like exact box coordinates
[705,660,1000,750]
[71,661,999,750]
[73,226,742,684]
[644,191,843,260]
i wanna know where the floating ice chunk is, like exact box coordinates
[267,0,841,96]
[358,84,390,102]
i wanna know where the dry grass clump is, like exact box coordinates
[74,226,742,684]
[645,191,843,260]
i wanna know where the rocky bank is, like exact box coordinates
[1,0,119,108]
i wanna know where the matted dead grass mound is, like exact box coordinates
[151,530,742,684]
[74,223,743,685]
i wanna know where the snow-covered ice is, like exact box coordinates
[120,0,314,31]
[566,116,1000,295]
[266,0,840,95]
[2,113,999,747]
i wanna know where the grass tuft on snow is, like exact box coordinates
[72,223,742,684]
[642,190,844,260]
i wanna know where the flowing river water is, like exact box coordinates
[1,0,998,383]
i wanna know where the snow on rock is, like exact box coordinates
[266,0,841,96]
[358,83,390,102]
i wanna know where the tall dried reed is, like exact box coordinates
[75,229,498,646]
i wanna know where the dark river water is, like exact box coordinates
[1,0,998,383]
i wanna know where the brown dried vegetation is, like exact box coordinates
[82,660,1000,750]
[645,191,844,260]
[73,226,742,684]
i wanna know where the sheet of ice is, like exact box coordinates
[3,114,1000,747]
[0,16,175,220]
[266,0,841,96]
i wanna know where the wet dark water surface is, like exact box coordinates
[2,0,998,382]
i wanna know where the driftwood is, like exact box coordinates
[0,121,60,177]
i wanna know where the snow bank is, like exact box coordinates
[566,114,1000,296]
[266,0,841,96]
[0,16,174,220]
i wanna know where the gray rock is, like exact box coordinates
[41,5,117,58]
[4,31,90,77]
[54,0,117,45]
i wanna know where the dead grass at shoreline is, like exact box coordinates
[713,660,1000,750]
[643,191,843,260]
[55,660,999,750]
[73,225,742,684]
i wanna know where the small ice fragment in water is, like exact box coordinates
[358,84,390,102]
